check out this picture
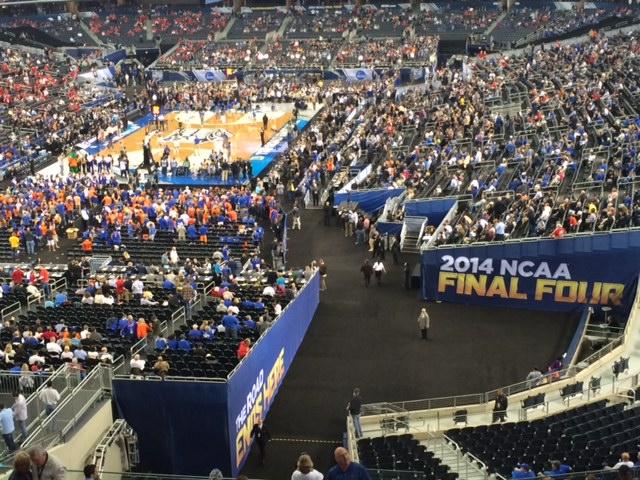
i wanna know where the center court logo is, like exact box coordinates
[355,70,367,81]
[205,71,216,81]
[206,128,233,141]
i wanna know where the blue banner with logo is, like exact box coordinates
[422,230,640,312]
[334,188,405,213]
[192,69,228,82]
[226,273,320,476]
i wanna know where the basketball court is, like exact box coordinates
[100,106,294,170]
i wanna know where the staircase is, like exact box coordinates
[400,216,428,253]
[422,435,488,480]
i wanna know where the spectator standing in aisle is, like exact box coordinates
[292,453,324,480]
[12,391,28,439]
[292,206,302,230]
[323,201,332,226]
[318,259,327,291]
[417,308,430,340]
[39,381,61,415]
[347,388,363,438]
[493,389,508,423]
[327,448,371,480]
[360,260,373,287]
[250,419,271,464]
[0,403,16,451]
[373,260,386,286]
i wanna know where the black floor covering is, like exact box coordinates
[241,209,578,480]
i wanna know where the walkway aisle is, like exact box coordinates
[242,209,577,480]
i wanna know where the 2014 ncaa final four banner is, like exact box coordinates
[421,233,640,312]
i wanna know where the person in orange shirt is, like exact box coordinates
[136,318,152,339]
[81,238,93,253]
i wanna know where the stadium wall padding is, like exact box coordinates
[375,222,403,236]
[333,188,405,213]
[112,273,320,477]
[421,230,640,312]
[226,273,320,476]
[112,379,230,475]
[404,198,457,225]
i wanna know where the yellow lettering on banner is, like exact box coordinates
[555,281,578,303]
[235,399,258,468]
[577,282,589,304]
[600,283,625,304]
[508,277,528,300]
[590,282,602,304]
[235,348,286,469]
[263,348,285,409]
[464,274,486,296]
[535,279,556,301]
[486,276,508,298]
[438,272,457,293]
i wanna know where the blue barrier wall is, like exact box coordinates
[422,230,640,312]
[111,274,320,477]
[334,188,405,213]
[112,379,230,475]
[226,273,320,476]
[375,222,403,236]
[404,198,457,226]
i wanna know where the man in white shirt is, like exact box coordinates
[12,391,28,438]
[262,285,276,297]
[100,347,114,364]
[130,354,145,377]
[373,261,386,286]
[39,381,61,415]
[131,279,144,296]
[611,452,635,469]
[29,352,45,366]
[46,338,62,355]
[80,325,90,340]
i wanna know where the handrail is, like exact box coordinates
[129,338,147,357]
[442,432,490,479]
[113,374,227,383]
[21,364,109,451]
[1,301,21,322]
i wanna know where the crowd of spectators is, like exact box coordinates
[286,8,351,38]
[89,7,230,44]
[335,36,438,67]
[156,40,261,69]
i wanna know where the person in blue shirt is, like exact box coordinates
[0,403,16,451]
[74,346,88,362]
[543,461,572,477]
[512,464,536,479]
[155,335,168,350]
[326,447,371,480]
[166,334,179,350]
[188,325,203,339]
[54,291,67,307]
[177,335,192,351]
[222,313,239,339]
[244,316,256,331]
[254,298,265,311]
[186,224,197,241]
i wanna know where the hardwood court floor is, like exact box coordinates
[99,109,293,167]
